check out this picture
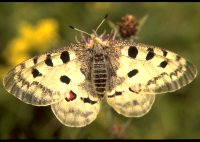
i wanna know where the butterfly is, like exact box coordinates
[3,15,198,127]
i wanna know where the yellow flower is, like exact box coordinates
[19,24,34,44]
[3,18,59,66]
[1,18,60,81]
[3,38,28,65]
[33,19,59,48]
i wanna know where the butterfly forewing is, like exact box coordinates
[111,42,197,95]
[3,48,85,106]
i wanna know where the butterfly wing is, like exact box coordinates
[106,42,197,117]
[107,88,155,117]
[3,47,101,127]
[3,48,85,106]
[114,42,197,94]
[51,88,100,127]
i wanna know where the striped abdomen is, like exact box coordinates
[92,53,108,98]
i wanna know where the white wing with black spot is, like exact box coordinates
[3,47,101,127]
[106,42,197,117]
[116,43,197,95]
[3,48,82,106]
[51,88,100,127]
[107,87,155,117]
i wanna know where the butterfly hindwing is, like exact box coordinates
[51,88,100,127]
[106,87,155,117]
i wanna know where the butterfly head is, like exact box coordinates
[85,33,109,49]
[70,14,110,49]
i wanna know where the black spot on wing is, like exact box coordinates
[159,61,168,68]
[60,75,71,84]
[108,91,122,98]
[45,54,53,67]
[147,48,153,52]
[33,57,38,64]
[162,50,168,57]
[115,91,122,96]
[20,63,25,70]
[128,46,138,58]
[60,51,70,63]
[176,55,181,61]
[146,48,155,60]
[81,97,97,105]
[32,69,42,78]
[127,69,138,78]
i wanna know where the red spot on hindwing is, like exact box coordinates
[65,90,77,102]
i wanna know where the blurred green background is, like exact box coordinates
[0,2,200,139]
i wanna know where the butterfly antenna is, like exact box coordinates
[69,26,90,36]
[95,14,108,33]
